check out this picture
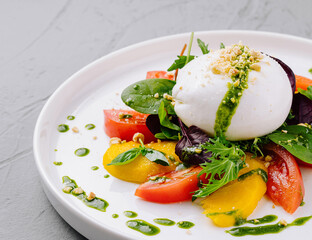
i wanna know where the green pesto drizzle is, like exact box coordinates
[112,214,119,218]
[235,215,278,226]
[124,211,138,218]
[62,176,108,212]
[67,115,75,120]
[214,45,259,137]
[153,218,175,226]
[53,161,63,166]
[57,124,69,132]
[75,148,90,157]
[177,221,194,229]
[227,216,312,237]
[91,166,99,171]
[104,174,110,178]
[85,124,96,130]
[237,168,268,182]
[126,220,160,236]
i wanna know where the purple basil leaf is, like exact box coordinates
[175,119,212,165]
[289,94,312,125]
[270,56,296,93]
[146,115,161,134]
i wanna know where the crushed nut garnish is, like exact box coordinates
[279,219,288,226]
[272,204,276,209]
[109,137,122,145]
[93,136,98,140]
[154,93,159,98]
[265,155,273,162]
[72,187,84,195]
[72,126,79,133]
[87,192,96,201]
[133,133,144,143]
[63,186,73,193]
[250,63,261,72]
[157,139,162,143]
[194,148,202,154]
[264,162,270,168]
[281,130,288,134]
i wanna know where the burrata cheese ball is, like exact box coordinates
[172,43,292,140]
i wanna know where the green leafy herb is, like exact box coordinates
[193,138,245,198]
[268,125,312,164]
[185,32,194,65]
[220,42,225,49]
[107,148,141,166]
[158,100,180,131]
[197,38,210,55]
[121,78,175,114]
[298,86,312,101]
[167,55,195,71]
[108,140,169,166]
[235,136,270,157]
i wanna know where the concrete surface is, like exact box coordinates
[1,0,312,239]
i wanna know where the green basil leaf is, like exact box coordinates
[121,79,175,114]
[167,55,195,71]
[268,125,312,164]
[107,148,141,166]
[298,86,312,101]
[158,100,180,131]
[142,148,169,166]
[197,38,210,54]
[159,125,180,140]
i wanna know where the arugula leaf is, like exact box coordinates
[107,148,141,165]
[220,42,225,49]
[141,148,169,166]
[158,100,180,131]
[193,138,245,198]
[167,55,195,71]
[121,78,175,114]
[298,86,312,101]
[268,125,312,164]
[197,38,210,54]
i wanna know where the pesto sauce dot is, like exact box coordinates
[104,174,110,178]
[177,221,194,229]
[67,115,75,120]
[112,214,119,218]
[53,161,63,166]
[91,166,99,171]
[75,148,90,157]
[57,124,69,132]
[85,124,95,130]
[124,211,138,218]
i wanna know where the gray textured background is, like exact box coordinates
[1,0,312,239]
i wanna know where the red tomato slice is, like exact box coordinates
[146,71,174,80]
[265,143,305,214]
[135,166,206,203]
[103,109,156,143]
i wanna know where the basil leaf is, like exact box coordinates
[298,86,312,101]
[107,148,141,165]
[121,79,176,114]
[159,125,180,140]
[158,100,180,131]
[268,125,312,164]
[142,148,169,166]
[197,39,210,54]
[167,55,195,71]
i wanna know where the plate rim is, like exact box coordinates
[33,30,312,240]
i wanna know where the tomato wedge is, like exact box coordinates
[104,109,156,143]
[135,166,205,203]
[295,75,312,91]
[146,71,174,80]
[265,143,305,214]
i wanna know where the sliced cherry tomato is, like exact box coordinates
[265,143,305,214]
[146,71,174,80]
[135,166,207,203]
[104,109,156,143]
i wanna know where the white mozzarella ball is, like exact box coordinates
[172,50,292,140]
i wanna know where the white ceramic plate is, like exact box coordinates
[34,31,312,240]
